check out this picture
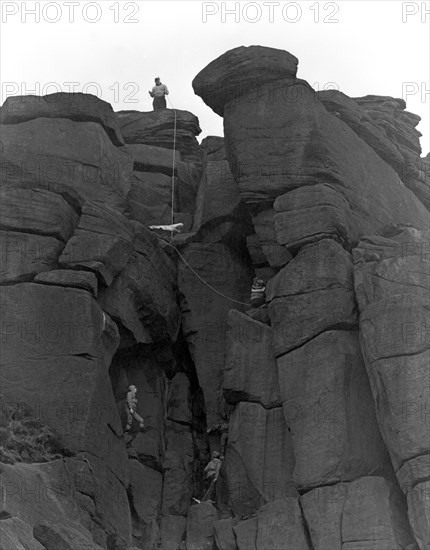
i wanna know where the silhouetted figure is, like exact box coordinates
[149,77,169,110]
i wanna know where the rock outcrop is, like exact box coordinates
[1,43,429,549]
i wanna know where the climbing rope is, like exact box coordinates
[167,96,177,240]
[165,241,251,307]
[160,97,250,307]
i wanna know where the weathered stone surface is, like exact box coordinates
[0,187,79,242]
[0,517,45,550]
[0,459,126,549]
[352,94,429,209]
[233,517,257,550]
[98,223,179,344]
[126,172,172,226]
[195,47,429,236]
[201,135,226,161]
[185,502,217,550]
[1,93,124,146]
[1,118,132,210]
[353,229,430,310]
[223,310,281,407]
[34,269,98,296]
[397,455,430,494]
[111,349,167,468]
[407,481,430,550]
[256,499,311,550]
[213,518,237,550]
[353,229,429,479]
[167,373,192,424]
[59,202,134,286]
[64,453,131,546]
[246,234,267,267]
[192,160,243,234]
[277,331,392,490]
[128,460,162,524]
[0,283,127,482]
[192,45,298,117]
[267,239,357,356]
[274,184,357,250]
[226,402,295,517]
[124,143,181,173]
[117,109,202,163]
[301,477,415,550]
[178,243,252,429]
[0,230,64,284]
[252,209,291,268]
[33,519,104,550]
[356,259,429,470]
[161,450,193,517]
[159,515,186,550]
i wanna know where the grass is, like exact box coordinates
[0,398,73,464]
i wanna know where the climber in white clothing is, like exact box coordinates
[149,223,184,233]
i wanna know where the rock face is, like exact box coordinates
[1,44,429,550]
[353,228,430,547]
[1,92,125,146]
[117,109,202,164]
[1,117,133,210]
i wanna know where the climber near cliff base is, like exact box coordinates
[201,451,222,502]
[148,77,169,111]
[125,385,145,433]
[250,277,266,308]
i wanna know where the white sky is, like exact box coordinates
[1,0,429,152]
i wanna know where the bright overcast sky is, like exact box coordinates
[1,0,429,153]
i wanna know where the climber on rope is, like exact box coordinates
[201,451,222,502]
[250,277,266,308]
[124,385,145,433]
[148,77,169,111]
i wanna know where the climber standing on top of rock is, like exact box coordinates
[125,385,145,433]
[148,77,169,111]
[250,277,266,308]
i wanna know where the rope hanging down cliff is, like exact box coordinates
[162,97,250,307]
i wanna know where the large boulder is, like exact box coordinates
[186,502,217,550]
[267,239,357,356]
[98,223,180,344]
[116,109,202,164]
[252,209,292,268]
[274,184,357,251]
[128,460,163,525]
[0,230,64,284]
[255,500,311,550]
[277,330,393,490]
[59,202,134,286]
[353,230,430,471]
[226,402,295,517]
[0,187,79,242]
[193,47,429,238]
[0,283,127,482]
[223,310,281,407]
[1,93,124,146]
[1,118,132,210]
[192,45,298,117]
[301,477,415,550]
